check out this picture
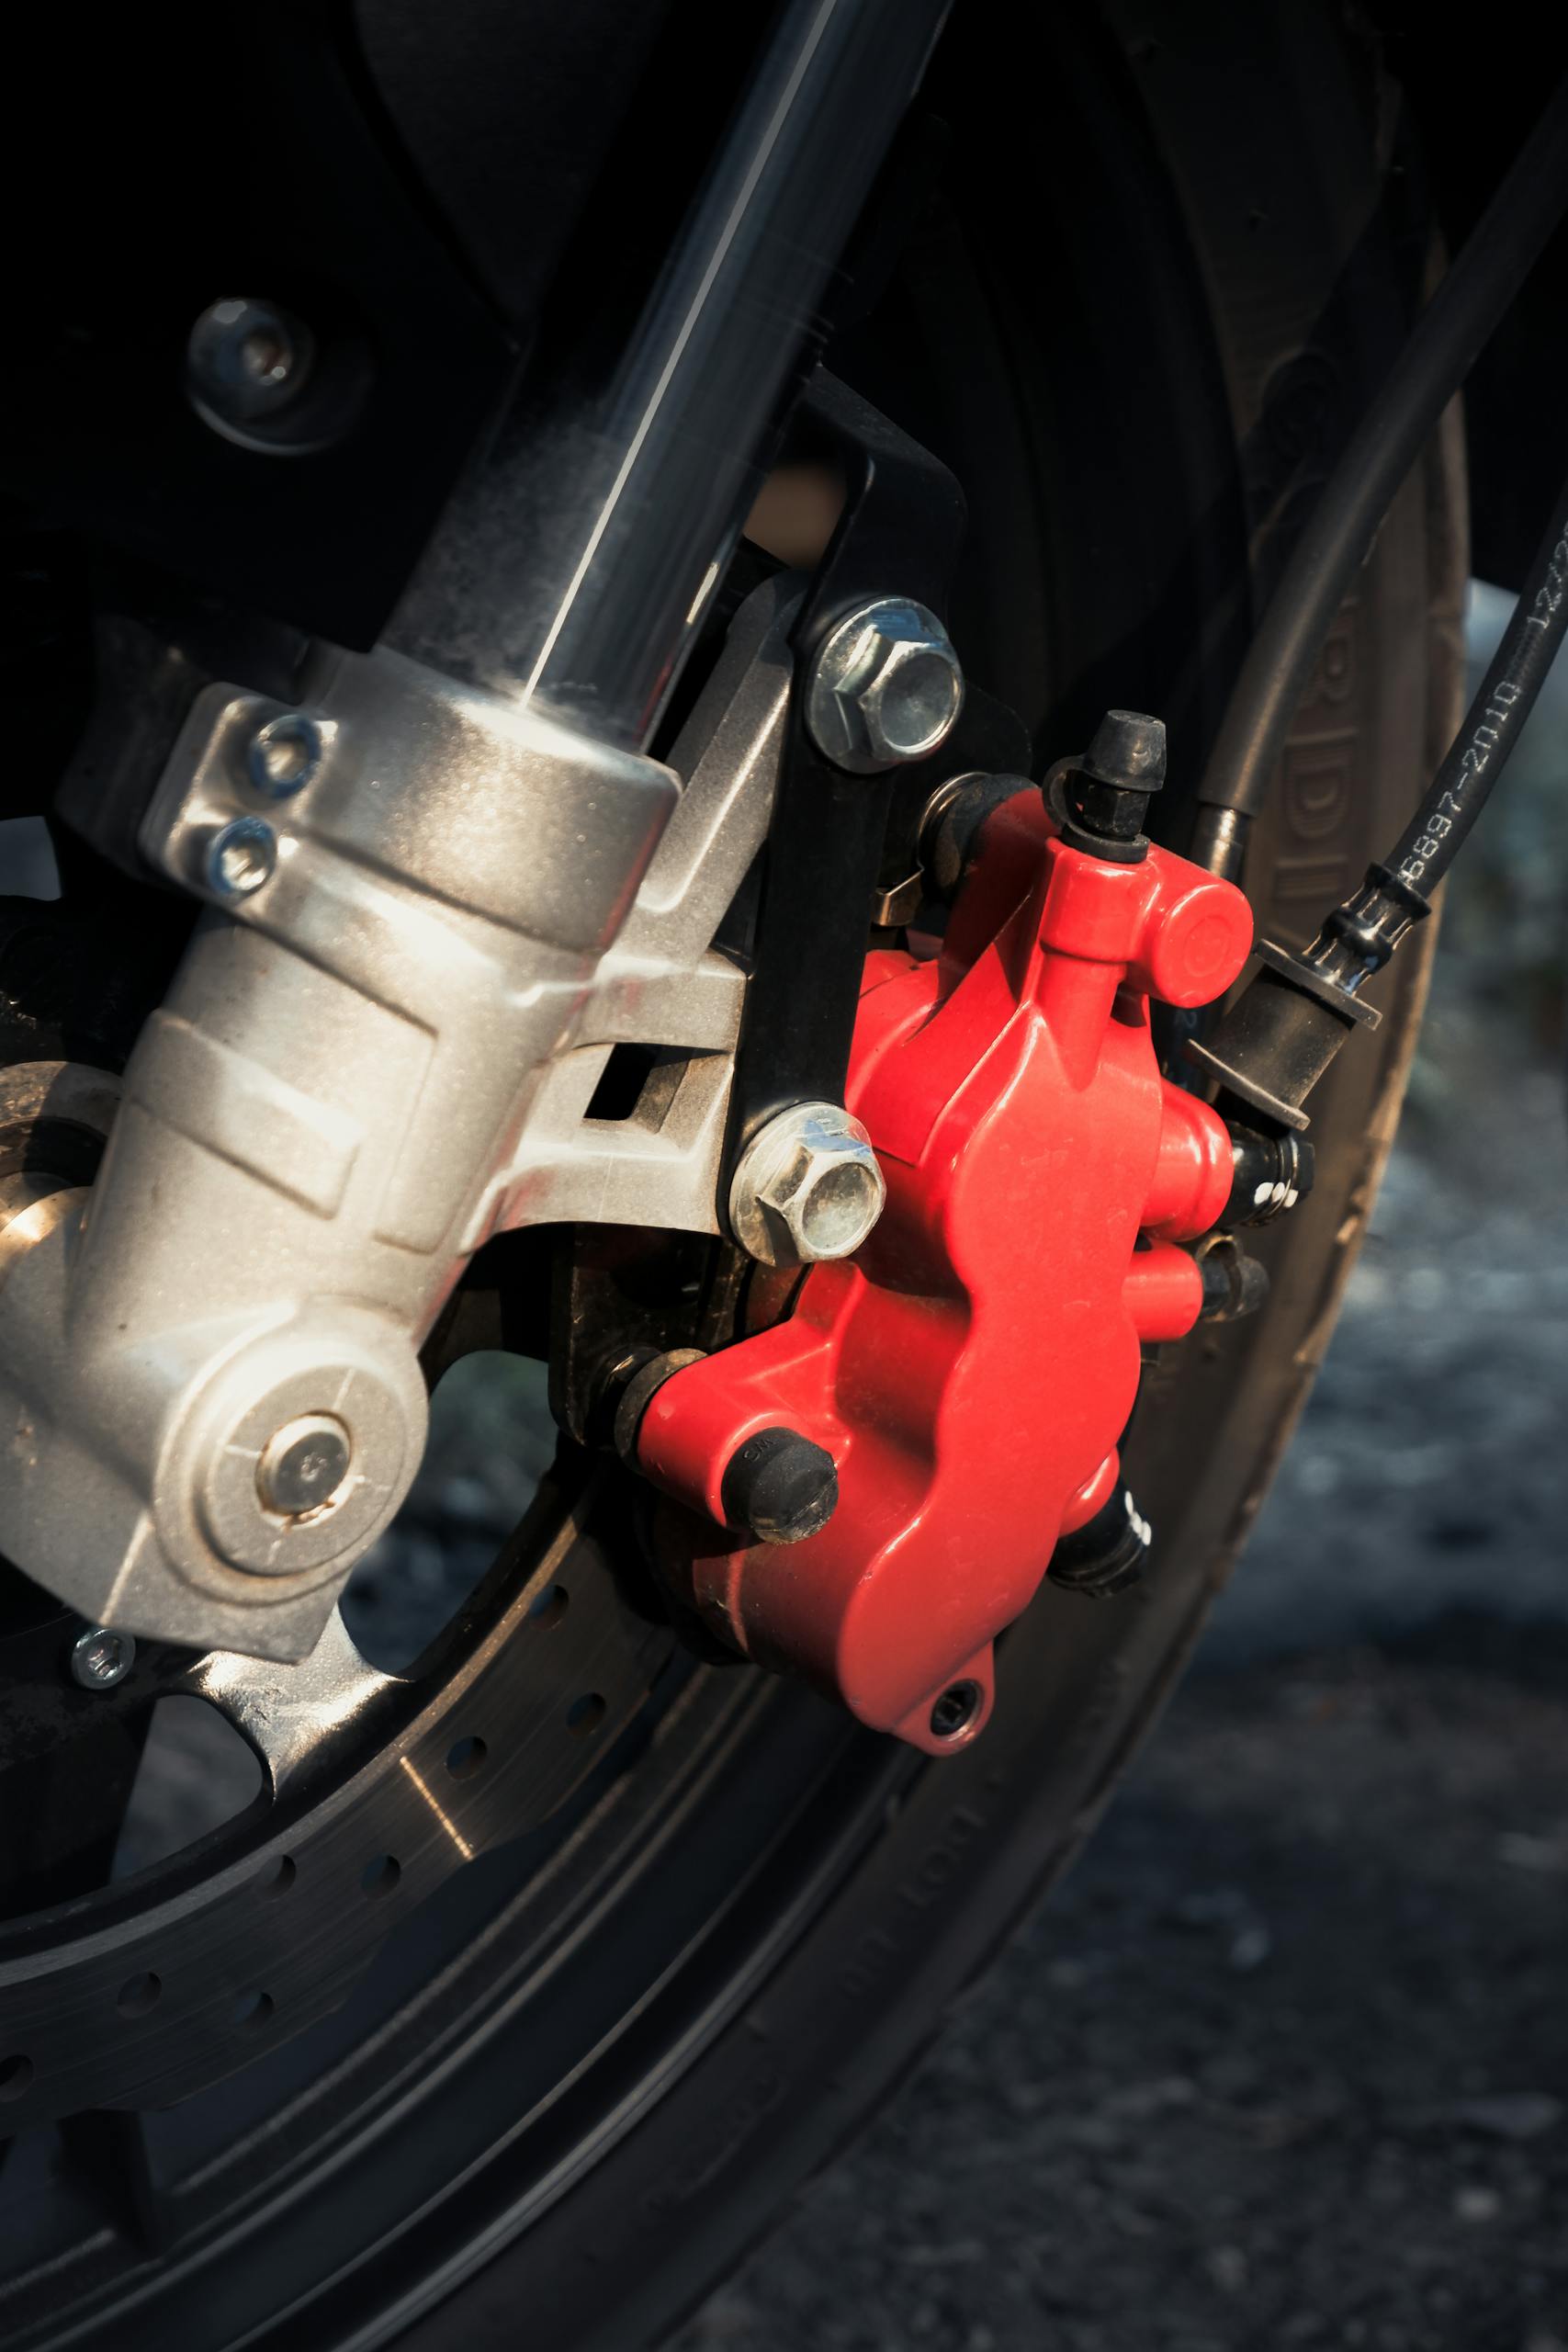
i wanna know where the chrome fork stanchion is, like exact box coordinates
[0,0,951,1659]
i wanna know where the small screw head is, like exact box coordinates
[806,597,965,774]
[246,712,324,800]
[204,815,277,900]
[70,1625,136,1691]
[728,1102,886,1269]
[929,1679,982,1741]
[256,1413,353,1519]
[186,298,315,432]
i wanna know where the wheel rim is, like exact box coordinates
[0,1447,902,2348]
[0,5,1457,2334]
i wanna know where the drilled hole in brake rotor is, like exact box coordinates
[567,1692,607,1737]
[231,1990,274,2031]
[0,2055,32,2099]
[445,1736,487,1781]
[116,1971,161,2018]
[528,1583,569,1630]
[361,1854,400,1898]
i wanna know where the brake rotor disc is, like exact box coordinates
[0,894,680,2125]
[0,1464,674,2127]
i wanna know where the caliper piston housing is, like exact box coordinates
[636,792,1253,1750]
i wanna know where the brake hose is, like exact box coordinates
[1188,465,1568,1130]
[1387,481,1568,896]
[1190,73,1568,882]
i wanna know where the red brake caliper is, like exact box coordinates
[636,790,1253,1753]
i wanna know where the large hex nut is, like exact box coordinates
[728,1102,886,1269]
[805,597,964,775]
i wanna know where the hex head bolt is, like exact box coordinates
[728,1102,886,1269]
[805,596,965,774]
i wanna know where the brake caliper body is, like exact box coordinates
[635,792,1253,1751]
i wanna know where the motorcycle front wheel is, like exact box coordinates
[0,7,1462,2346]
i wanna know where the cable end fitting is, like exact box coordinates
[1184,938,1381,1132]
[1224,1125,1314,1226]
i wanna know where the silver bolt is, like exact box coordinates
[186,298,315,431]
[256,1413,353,1519]
[205,815,277,900]
[805,596,965,775]
[246,712,325,801]
[728,1102,886,1269]
[70,1625,136,1691]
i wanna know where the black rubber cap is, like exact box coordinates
[1081,708,1167,790]
[721,1427,839,1546]
[1053,708,1167,865]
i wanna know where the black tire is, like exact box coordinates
[410,10,1464,2342]
[0,8,1464,2348]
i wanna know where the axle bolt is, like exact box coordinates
[728,1102,886,1269]
[256,1414,353,1519]
[205,815,277,900]
[70,1624,136,1691]
[806,596,965,774]
[186,297,315,433]
[721,1427,839,1546]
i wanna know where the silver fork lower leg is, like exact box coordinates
[0,656,675,1657]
